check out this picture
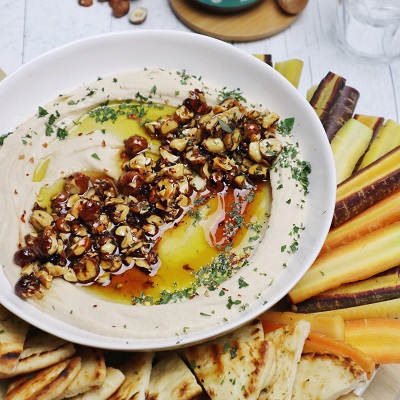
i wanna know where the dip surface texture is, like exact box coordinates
[0,68,308,340]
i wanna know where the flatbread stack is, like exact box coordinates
[0,303,369,399]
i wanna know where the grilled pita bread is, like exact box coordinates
[6,356,81,400]
[108,352,154,400]
[259,320,310,400]
[5,331,76,378]
[69,367,125,400]
[184,338,275,400]
[55,346,106,399]
[211,319,265,344]
[147,352,203,400]
[0,305,30,377]
[291,353,367,400]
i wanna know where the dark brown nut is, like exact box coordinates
[111,0,130,17]
[206,172,225,194]
[186,147,207,166]
[73,255,99,283]
[14,248,36,266]
[119,171,146,195]
[55,217,71,233]
[78,200,101,221]
[33,232,58,259]
[94,178,117,198]
[65,173,91,195]
[222,129,241,151]
[71,223,89,236]
[15,275,43,299]
[244,123,261,142]
[79,0,93,6]
[124,135,149,158]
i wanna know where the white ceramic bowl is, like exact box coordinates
[0,30,336,350]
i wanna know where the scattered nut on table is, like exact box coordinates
[129,7,148,25]
[111,0,130,18]
[78,0,93,6]
[278,0,309,14]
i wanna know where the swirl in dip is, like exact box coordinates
[0,68,310,340]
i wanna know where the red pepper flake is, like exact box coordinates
[21,210,26,223]
[42,143,48,148]
[102,140,106,147]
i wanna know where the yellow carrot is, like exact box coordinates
[330,118,373,184]
[357,120,400,171]
[260,311,345,340]
[274,58,303,88]
[313,298,400,321]
[288,221,400,304]
[345,319,400,364]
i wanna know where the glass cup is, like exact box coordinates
[336,0,400,63]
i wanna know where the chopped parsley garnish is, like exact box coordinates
[217,87,247,103]
[91,153,101,160]
[277,117,294,136]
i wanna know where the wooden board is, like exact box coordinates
[169,0,301,42]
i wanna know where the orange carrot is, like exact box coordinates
[345,318,400,364]
[320,188,400,255]
[289,221,400,304]
[303,331,376,380]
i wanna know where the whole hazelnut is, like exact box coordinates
[111,0,130,17]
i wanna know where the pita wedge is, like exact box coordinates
[291,353,367,400]
[108,352,154,400]
[0,305,30,377]
[212,319,265,344]
[259,320,311,400]
[5,331,76,378]
[70,367,125,400]
[184,337,275,400]
[6,356,81,400]
[147,352,203,400]
[55,346,107,399]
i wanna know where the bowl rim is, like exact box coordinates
[0,29,336,350]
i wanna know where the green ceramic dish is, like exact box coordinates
[193,0,263,13]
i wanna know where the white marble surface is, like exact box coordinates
[0,0,399,122]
